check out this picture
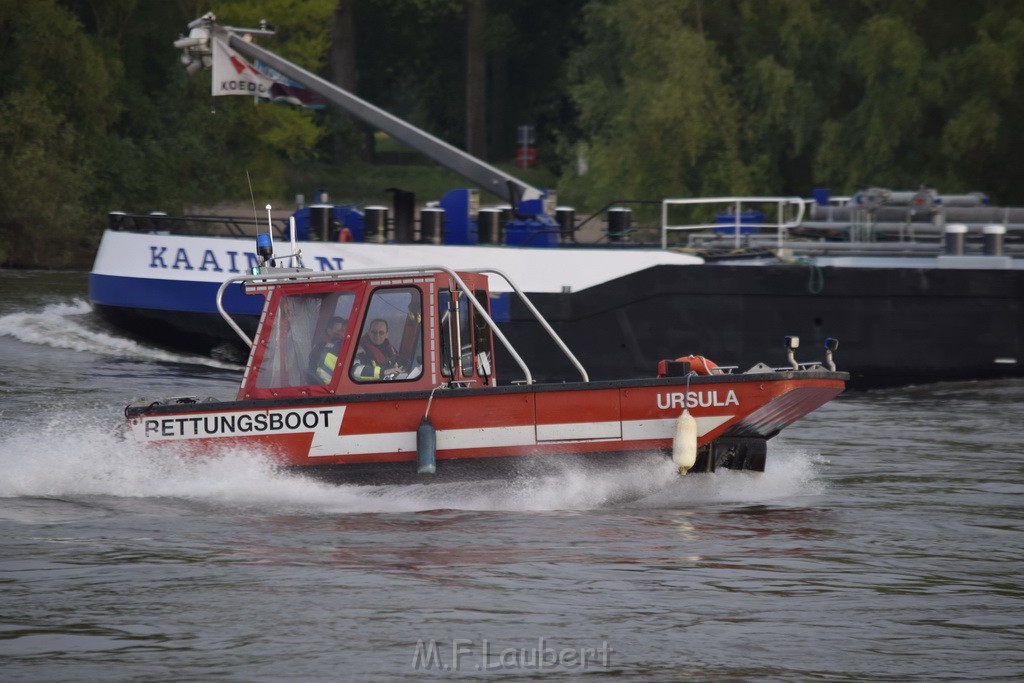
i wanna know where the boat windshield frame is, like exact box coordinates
[215,265,589,385]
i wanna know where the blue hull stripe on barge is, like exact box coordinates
[89,274,264,315]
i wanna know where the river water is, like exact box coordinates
[1,270,1022,681]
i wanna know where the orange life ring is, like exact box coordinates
[676,354,720,375]
[338,227,353,242]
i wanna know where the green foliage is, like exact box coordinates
[216,0,335,68]
[560,0,755,209]
[353,0,465,144]
[0,0,119,267]
[932,9,1024,196]
[560,0,1024,209]
[0,0,338,266]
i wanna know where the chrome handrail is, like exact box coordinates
[661,196,806,249]
[214,264,591,385]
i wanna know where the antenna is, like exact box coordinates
[246,170,258,224]
[246,171,276,267]
[289,215,303,268]
[264,204,275,259]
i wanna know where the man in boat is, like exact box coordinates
[310,316,347,384]
[353,318,405,381]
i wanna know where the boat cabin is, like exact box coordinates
[235,269,499,401]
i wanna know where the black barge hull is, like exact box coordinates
[93,263,1023,389]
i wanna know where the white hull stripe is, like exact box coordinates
[132,408,735,457]
[309,416,735,458]
[536,420,621,442]
[621,415,731,442]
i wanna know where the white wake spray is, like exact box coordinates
[0,299,237,369]
[0,411,826,513]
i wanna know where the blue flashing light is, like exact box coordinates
[256,233,273,259]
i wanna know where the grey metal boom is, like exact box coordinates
[223,30,542,205]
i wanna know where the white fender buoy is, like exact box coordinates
[672,409,698,474]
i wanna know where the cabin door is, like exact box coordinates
[438,288,494,386]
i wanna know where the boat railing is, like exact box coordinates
[107,211,290,238]
[214,265,590,386]
[660,197,806,250]
[474,267,589,382]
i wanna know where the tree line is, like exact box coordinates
[1,0,1022,267]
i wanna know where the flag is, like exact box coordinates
[255,61,325,109]
[211,36,274,98]
[211,36,325,109]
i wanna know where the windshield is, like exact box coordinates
[255,291,355,388]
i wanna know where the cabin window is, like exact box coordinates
[255,292,355,388]
[350,286,423,382]
[438,290,475,378]
[306,293,356,385]
[472,290,493,379]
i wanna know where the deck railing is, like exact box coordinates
[660,196,806,250]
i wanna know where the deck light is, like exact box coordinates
[824,337,839,371]
[785,335,800,369]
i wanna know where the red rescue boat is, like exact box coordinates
[124,255,847,484]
